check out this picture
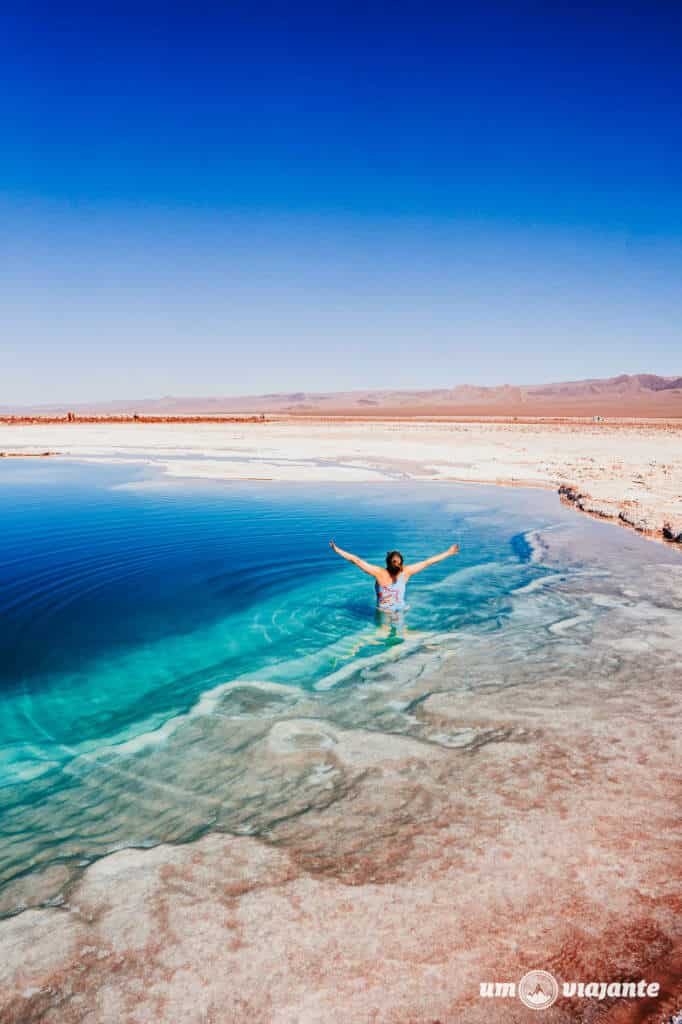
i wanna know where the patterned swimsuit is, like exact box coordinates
[375,573,408,610]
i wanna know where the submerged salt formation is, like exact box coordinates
[1,512,681,1022]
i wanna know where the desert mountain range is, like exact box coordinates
[3,374,682,419]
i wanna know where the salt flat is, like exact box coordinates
[2,417,681,545]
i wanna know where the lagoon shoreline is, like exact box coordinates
[1,511,681,1023]
[1,426,681,1023]
[2,416,681,549]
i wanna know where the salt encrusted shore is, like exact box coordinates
[1,419,682,1024]
[1,417,681,547]
[1,519,681,1023]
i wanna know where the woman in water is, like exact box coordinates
[329,541,460,611]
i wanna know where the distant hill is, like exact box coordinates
[2,374,682,419]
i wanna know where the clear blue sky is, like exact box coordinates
[2,3,681,404]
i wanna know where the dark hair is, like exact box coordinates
[385,550,404,576]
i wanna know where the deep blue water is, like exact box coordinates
[0,460,566,912]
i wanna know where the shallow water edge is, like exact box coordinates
[1,481,681,1023]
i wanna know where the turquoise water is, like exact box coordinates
[0,460,579,913]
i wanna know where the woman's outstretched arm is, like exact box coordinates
[329,540,381,578]
[404,544,460,577]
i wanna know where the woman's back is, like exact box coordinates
[329,539,459,612]
[375,572,408,610]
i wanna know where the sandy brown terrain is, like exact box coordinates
[3,373,682,420]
